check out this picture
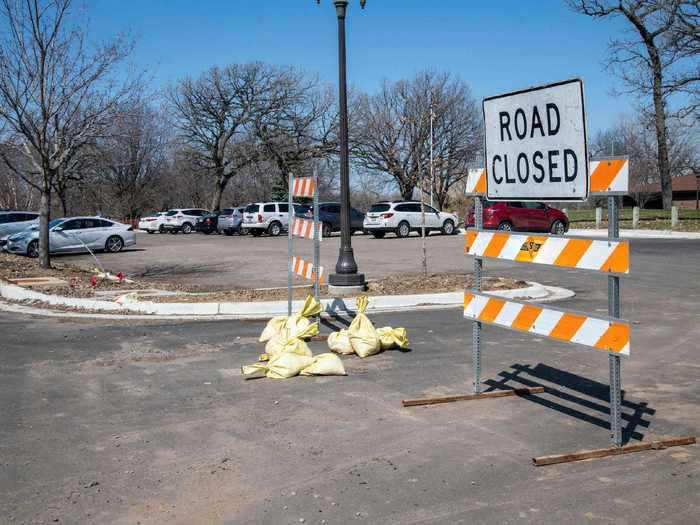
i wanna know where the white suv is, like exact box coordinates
[242,202,307,237]
[162,208,209,234]
[363,201,459,238]
[138,211,168,234]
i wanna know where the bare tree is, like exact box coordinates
[168,63,294,211]
[0,0,135,267]
[252,75,338,191]
[668,0,700,123]
[568,0,696,209]
[352,71,481,203]
[98,100,168,221]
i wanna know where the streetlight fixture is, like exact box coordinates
[317,0,366,290]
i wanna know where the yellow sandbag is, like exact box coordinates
[264,323,318,359]
[299,294,322,318]
[241,353,315,379]
[258,295,321,343]
[377,326,410,350]
[266,352,315,379]
[348,295,381,358]
[300,353,347,376]
[327,329,354,355]
[259,315,287,343]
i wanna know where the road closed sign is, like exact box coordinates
[483,79,589,201]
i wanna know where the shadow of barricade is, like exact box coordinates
[484,363,655,444]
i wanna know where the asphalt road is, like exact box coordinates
[1,239,699,524]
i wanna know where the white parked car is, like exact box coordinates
[138,211,168,234]
[363,201,459,238]
[242,202,307,237]
[0,210,39,239]
[162,208,209,234]
[3,217,136,257]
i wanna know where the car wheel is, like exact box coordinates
[181,223,193,234]
[551,220,566,235]
[441,219,455,235]
[105,236,124,253]
[396,221,411,238]
[224,230,234,236]
[251,229,263,237]
[322,222,332,238]
[268,222,282,237]
[27,240,39,258]
[158,225,165,233]
[497,221,513,232]
[239,228,248,236]
[169,230,178,235]
[371,231,385,239]
[146,230,154,234]
[202,230,211,235]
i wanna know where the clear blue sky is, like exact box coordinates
[88,0,635,135]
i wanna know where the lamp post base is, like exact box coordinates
[328,272,366,289]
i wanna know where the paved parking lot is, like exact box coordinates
[56,231,470,289]
[1,238,698,524]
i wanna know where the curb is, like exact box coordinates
[568,228,700,240]
[0,280,574,320]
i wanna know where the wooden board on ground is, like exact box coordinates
[8,277,68,288]
[402,387,545,407]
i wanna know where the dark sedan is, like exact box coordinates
[298,202,365,237]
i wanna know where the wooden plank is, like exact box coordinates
[533,436,696,466]
[402,386,544,407]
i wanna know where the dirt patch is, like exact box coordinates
[0,252,153,296]
[149,274,526,303]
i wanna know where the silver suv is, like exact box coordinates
[242,202,307,237]
[363,201,459,238]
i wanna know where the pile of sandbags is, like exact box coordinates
[243,295,346,380]
[327,296,409,358]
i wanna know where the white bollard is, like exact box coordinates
[595,207,603,229]
[671,206,679,228]
[632,206,639,229]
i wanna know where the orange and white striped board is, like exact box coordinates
[589,159,628,195]
[464,292,630,356]
[291,217,321,240]
[291,256,325,284]
[291,177,315,198]
[464,230,629,274]
[465,168,487,195]
[465,158,628,197]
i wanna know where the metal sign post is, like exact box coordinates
[608,195,623,446]
[313,168,321,306]
[472,195,483,394]
[287,173,294,316]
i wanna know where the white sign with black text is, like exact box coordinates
[483,79,589,201]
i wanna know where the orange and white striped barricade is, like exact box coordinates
[465,168,487,196]
[464,231,629,274]
[406,157,634,452]
[463,292,630,356]
[291,256,325,285]
[589,158,629,195]
[287,172,322,315]
[291,217,321,241]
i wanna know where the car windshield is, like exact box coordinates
[165,210,178,216]
[49,219,64,228]
[222,208,235,215]
[369,204,391,213]
[245,204,259,213]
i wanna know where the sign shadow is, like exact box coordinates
[484,363,655,444]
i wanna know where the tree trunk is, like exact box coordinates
[210,170,229,211]
[398,177,415,201]
[39,181,52,269]
[650,55,672,209]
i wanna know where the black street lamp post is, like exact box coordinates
[318,0,366,289]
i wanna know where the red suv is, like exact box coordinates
[467,201,569,234]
